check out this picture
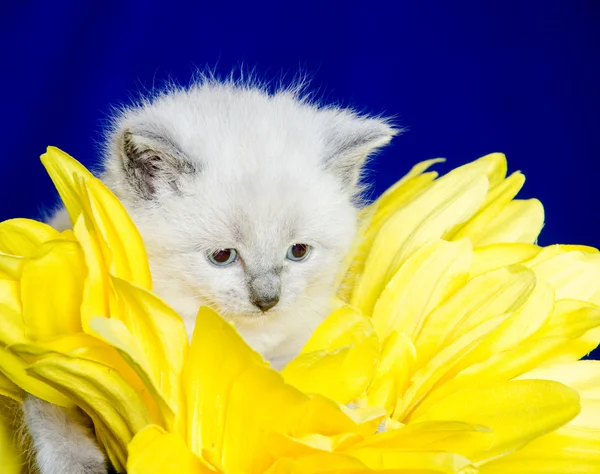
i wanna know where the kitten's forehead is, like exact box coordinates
[198,171,330,241]
[138,86,325,167]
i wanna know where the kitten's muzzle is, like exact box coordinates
[248,270,281,312]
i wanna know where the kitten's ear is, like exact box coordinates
[322,111,399,194]
[115,126,198,199]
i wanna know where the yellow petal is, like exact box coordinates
[413,265,535,369]
[0,396,24,474]
[398,314,508,420]
[0,372,23,402]
[101,277,188,428]
[41,146,152,290]
[446,172,525,243]
[283,307,379,404]
[480,429,600,474]
[0,218,60,256]
[183,306,267,458]
[0,279,21,315]
[265,453,369,474]
[340,169,441,302]
[127,425,215,474]
[352,161,489,314]
[0,347,72,407]
[518,360,600,399]
[366,331,416,414]
[528,250,600,305]
[375,158,445,203]
[83,176,152,289]
[41,146,92,221]
[72,214,111,333]
[90,317,176,431]
[532,300,600,363]
[473,199,544,247]
[27,353,155,466]
[371,239,472,342]
[474,152,508,189]
[185,307,358,473]
[14,334,165,432]
[350,420,493,460]
[0,254,24,280]
[469,243,541,278]
[411,380,580,462]
[21,240,85,340]
[345,449,476,473]
[407,286,555,418]
[519,360,600,430]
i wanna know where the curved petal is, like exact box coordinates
[446,171,525,243]
[411,380,580,463]
[0,397,24,474]
[0,218,60,256]
[127,425,215,474]
[283,307,379,404]
[413,265,535,369]
[474,199,545,247]
[371,239,472,342]
[352,161,489,314]
[21,240,85,340]
[185,307,359,473]
[27,354,155,465]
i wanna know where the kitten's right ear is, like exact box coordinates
[116,126,198,200]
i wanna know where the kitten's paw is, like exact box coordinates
[36,447,107,474]
[23,397,108,474]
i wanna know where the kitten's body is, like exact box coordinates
[23,79,396,474]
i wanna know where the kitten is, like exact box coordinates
[23,78,397,474]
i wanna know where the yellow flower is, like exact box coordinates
[0,148,187,471]
[0,148,598,473]
[282,153,600,471]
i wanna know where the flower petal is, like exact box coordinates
[283,307,379,404]
[27,353,155,466]
[469,243,541,278]
[528,250,600,305]
[0,373,23,402]
[473,199,545,247]
[413,265,536,369]
[366,331,416,414]
[411,380,581,462]
[127,425,215,474]
[446,171,525,243]
[185,307,359,473]
[0,396,24,474]
[102,278,188,421]
[41,146,152,290]
[352,161,489,314]
[371,239,472,342]
[0,218,60,256]
[21,240,85,340]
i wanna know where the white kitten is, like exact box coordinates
[24,78,397,474]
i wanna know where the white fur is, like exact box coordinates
[25,78,397,473]
[23,397,107,474]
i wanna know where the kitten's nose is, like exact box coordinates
[251,294,280,312]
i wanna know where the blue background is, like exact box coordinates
[1,1,599,358]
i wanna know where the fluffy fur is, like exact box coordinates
[24,77,397,474]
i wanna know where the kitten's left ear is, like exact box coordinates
[322,110,399,193]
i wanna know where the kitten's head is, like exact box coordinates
[102,81,396,354]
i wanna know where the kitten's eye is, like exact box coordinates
[208,248,238,266]
[286,243,311,262]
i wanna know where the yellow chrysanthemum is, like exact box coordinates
[0,147,598,473]
[282,153,600,472]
